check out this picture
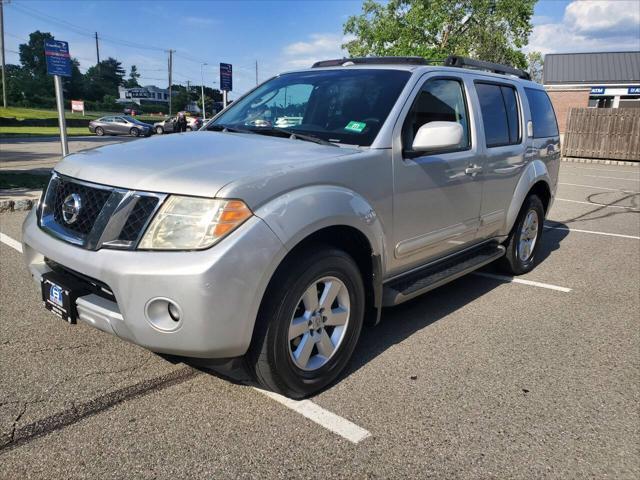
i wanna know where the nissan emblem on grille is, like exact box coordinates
[61,193,82,225]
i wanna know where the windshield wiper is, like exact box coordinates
[247,126,338,147]
[207,124,255,134]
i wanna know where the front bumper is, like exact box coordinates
[22,208,286,358]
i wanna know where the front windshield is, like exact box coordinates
[208,69,411,146]
[122,115,136,122]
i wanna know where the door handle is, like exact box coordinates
[465,165,483,176]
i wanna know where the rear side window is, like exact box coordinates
[475,82,520,147]
[525,88,559,138]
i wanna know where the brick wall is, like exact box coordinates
[546,89,590,133]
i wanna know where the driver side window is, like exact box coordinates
[402,78,470,154]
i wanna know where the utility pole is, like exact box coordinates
[200,62,207,121]
[168,49,174,116]
[94,32,100,65]
[255,60,258,86]
[0,0,7,108]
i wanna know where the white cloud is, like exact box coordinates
[527,0,640,54]
[281,33,354,70]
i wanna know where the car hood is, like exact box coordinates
[55,131,358,199]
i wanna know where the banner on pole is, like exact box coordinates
[220,63,233,91]
[45,40,72,77]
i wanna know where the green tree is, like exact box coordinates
[83,57,125,101]
[125,65,141,88]
[526,50,544,83]
[343,0,535,69]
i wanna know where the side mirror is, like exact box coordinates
[412,121,463,152]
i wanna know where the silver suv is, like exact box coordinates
[22,56,560,398]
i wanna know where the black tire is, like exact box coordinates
[498,194,545,275]
[247,246,365,398]
[95,127,104,136]
[130,128,140,137]
[155,126,164,135]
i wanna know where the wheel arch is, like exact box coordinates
[505,160,553,234]
[254,185,388,327]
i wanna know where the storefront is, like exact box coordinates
[588,86,640,109]
[543,51,640,133]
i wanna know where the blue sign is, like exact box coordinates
[220,63,233,91]
[590,86,605,95]
[628,87,640,95]
[45,40,72,77]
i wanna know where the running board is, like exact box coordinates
[382,243,506,306]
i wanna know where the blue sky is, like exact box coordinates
[4,0,639,97]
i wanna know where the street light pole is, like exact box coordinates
[200,62,207,122]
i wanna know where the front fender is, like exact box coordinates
[253,185,387,270]
[505,159,552,234]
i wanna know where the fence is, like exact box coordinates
[563,108,640,161]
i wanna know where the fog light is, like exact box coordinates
[145,298,182,332]
[167,302,180,322]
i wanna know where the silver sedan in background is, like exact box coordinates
[88,116,153,137]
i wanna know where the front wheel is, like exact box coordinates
[95,127,104,136]
[155,126,164,135]
[247,247,365,398]
[498,194,545,275]
[130,128,140,137]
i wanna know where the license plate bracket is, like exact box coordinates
[41,271,91,324]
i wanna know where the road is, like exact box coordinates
[0,136,135,173]
[0,163,639,479]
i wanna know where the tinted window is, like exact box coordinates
[210,69,411,146]
[402,78,470,152]
[476,83,521,147]
[501,86,520,144]
[476,83,509,146]
[525,88,559,138]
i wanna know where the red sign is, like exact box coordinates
[71,100,84,114]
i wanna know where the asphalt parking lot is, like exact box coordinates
[0,162,638,479]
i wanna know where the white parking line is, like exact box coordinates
[0,233,22,253]
[562,166,640,175]
[558,182,639,193]
[555,198,639,211]
[256,388,371,444]
[582,174,640,182]
[544,225,640,240]
[473,272,572,293]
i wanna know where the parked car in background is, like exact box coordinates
[154,114,202,134]
[123,106,143,116]
[23,56,560,399]
[89,116,153,137]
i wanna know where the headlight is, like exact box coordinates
[138,196,252,250]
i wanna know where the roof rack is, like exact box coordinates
[311,57,429,68]
[444,55,531,80]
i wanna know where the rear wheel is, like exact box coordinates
[130,128,140,137]
[155,126,164,135]
[498,194,545,275]
[95,127,104,136]
[247,247,365,398]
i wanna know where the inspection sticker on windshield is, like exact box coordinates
[344,121,366,133]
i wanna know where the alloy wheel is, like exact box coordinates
[518,209,539,262]
[288,276,350,371]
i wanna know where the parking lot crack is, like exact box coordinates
[0,366,200,454]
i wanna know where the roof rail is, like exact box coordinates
[311,56,429,68]
[444,55,531,80]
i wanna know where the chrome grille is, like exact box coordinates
[39,173,165,250]
[51,177,111,236]
[118,196,159,242]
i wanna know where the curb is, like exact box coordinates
[0,198,36,213]
[561,157,639,167]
